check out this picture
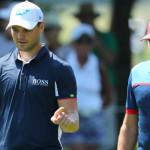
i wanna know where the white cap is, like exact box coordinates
[71,23,95,41]
[6,1,43,30]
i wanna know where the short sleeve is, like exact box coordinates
[126,72,138,114]
[56,62,77,100]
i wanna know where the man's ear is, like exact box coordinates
[39,21,45,33]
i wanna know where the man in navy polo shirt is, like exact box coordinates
[117,21,150,150]
[0,1,79,150]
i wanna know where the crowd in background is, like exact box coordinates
[0,1,137,150]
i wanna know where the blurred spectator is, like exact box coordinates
[43,12,76,61]
[74,2,119,150]
[0,1,19,57]
[43,12,77,61]
[43,12,62,54]
[61,23,112,150]
[74,2,118,66]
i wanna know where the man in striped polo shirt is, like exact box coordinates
[117,21,150,150]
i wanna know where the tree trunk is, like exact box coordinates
[112,0,136,129]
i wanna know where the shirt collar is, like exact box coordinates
[14,44,50,63]
[18,54,36,64]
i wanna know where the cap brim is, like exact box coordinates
[140,34,150,41]
[6,19,38,30]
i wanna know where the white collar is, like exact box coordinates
[18,54,36,65]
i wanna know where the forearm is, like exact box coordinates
[60,112,79,133]
[100,61,112,107]
[117,124,138,150]
[52,100,79,133]
[96,42,116,65]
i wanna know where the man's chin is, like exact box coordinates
[18,48,25,51]
[17,46,29,52]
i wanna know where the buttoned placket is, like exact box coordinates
[17,54,36,91]
[19,63,28,91]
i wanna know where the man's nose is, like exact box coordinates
[17,31,25,39]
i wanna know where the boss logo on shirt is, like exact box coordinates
[32,79,48,87]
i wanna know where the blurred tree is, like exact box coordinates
[112,0,136,130]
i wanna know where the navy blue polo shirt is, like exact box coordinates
[0,45,77,150]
